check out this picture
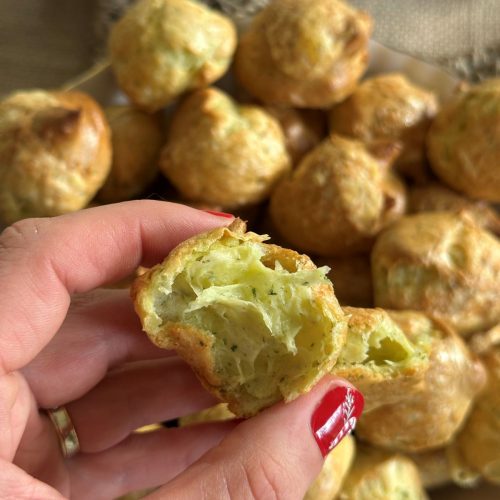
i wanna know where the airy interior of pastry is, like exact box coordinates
[355,311,486,452]
[338,309,416,366]
[333,307,432,411]
[133,220,347,416]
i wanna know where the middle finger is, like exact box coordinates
[22,288,172,408]
[66,357,218,453]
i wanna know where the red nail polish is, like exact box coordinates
[311,386,364,457]
[203,210,234,219]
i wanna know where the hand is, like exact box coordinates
[0,200,362,500]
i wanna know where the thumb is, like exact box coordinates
[151,377,364,499]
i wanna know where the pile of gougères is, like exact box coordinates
[1,1,499,498]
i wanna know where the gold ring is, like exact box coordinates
[46,406,80,458]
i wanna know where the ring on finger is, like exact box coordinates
[46,406,81,458]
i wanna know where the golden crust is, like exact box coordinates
[234,0,372,108]
[372,211,500,336]
[329,73,438,181]
[98,106,164,203]
[315,255,373,307]
[427,79,500,202]
[265,107,326,165]
[159,88,291,209]
[304,435,356,500]
[469,323,500,356]
[132,219,347,416]
[0,89,111,224]
[356,312,486,452]
[455,346,500,485]
[109,0,237,111]
[270,135,407,257]
[409,182,500,235]
[339,445,428,500]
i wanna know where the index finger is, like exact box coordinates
[0,200,233,373]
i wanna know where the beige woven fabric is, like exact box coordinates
[350,0,500,79]
[351,0,500,59]
[1,0,500,95]
[95,0,500,80]
[0,0,96,95]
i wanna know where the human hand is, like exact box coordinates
[0,200,362,499]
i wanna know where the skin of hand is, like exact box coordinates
[0,200,360,500]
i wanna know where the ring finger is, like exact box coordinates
[68,422,237,500]
[66,357,219,453]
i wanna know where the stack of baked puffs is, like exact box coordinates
[1,1,499,498]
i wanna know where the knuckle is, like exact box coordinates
[236,453,290,500]
[0,218,50,255]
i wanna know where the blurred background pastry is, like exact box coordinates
[427,79,500,202]
[160,87,290,209]
[97,105,164,203]
[108,0,237,111]
[408,183,500,235]
[265,107,327,166]
[234,0,372,108]
[338,444,428,500]
[329,73,438,182]
[0,89,111,224]
[270,135,406,257]
[315,256,373,307]
[372,211,500,336]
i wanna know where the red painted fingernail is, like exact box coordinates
[203,210,234,219]
[311,386,364,457]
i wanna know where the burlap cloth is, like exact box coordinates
[2,0,500,95]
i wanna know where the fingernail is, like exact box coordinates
[311,386,364,457]
[203,210,234,219]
